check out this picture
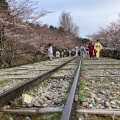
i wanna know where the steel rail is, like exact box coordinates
[60,57,82,120]
[0,57,76,108]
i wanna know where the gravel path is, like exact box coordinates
[78,57,120,110]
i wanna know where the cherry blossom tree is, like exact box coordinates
[87,19,120,51]
[0,0,51,66]
[0,0,82,67]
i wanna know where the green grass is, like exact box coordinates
[0,112,62,120]
[80,62,85,72]
[14,98,22,106]
[66,80,73,93]
[77,79,87,100]
[0,80,10,87]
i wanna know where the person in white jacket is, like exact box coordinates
[56,51,60,58]
[48,43,53,60]
[75,45,79,56]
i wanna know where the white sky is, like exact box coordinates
[36,0,120,38]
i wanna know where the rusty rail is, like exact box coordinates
[0,57,76,108]
[60,57,82,120]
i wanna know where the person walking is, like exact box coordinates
[94,39,102,59]
[56,50,60,58]
[48,43,53,60]
[80,45,86,58]
[75,45,79,56]
[88,41,94,58]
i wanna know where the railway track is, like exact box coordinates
[0,56,82,120]
[0,57,77,108]
[0,56,119,120]
[77,57,120,120]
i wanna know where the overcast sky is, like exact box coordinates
[37,0,120,38]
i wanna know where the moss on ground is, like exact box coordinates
[0,112,61,120]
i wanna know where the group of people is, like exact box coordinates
[48,39,102,61]
[88,39,102,59]
[75,45,86,58]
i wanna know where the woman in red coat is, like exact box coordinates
[88,41,94,58]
